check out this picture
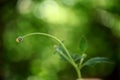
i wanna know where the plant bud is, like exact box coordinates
[16,36,23,43]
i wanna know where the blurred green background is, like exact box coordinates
[0,0,120,80]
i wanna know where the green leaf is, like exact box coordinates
[54,45,82,62]
[58,54,81,62]
[82,57,113,67]
[54,44,67,56]
[71,54,82,62]
[54,43,68,61]
[79,36,87,53]
[71,53,87,64]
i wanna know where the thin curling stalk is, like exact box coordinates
[16,32,82,79]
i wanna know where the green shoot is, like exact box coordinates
[16,32,112,80]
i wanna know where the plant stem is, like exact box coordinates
[74,65,82,79]
[79,57,84,69]
[18,32,82,79]
[22,32,74,61]
[22,33,70,57]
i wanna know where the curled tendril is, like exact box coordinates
[16,36,23,43]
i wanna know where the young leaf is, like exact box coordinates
[57,54,81,62]
[71,54,82,62]
[54,44,67,55]
[79,36,87,53]
[54,44,68,61]
[82,57,113,67]
[54,45,81,62]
